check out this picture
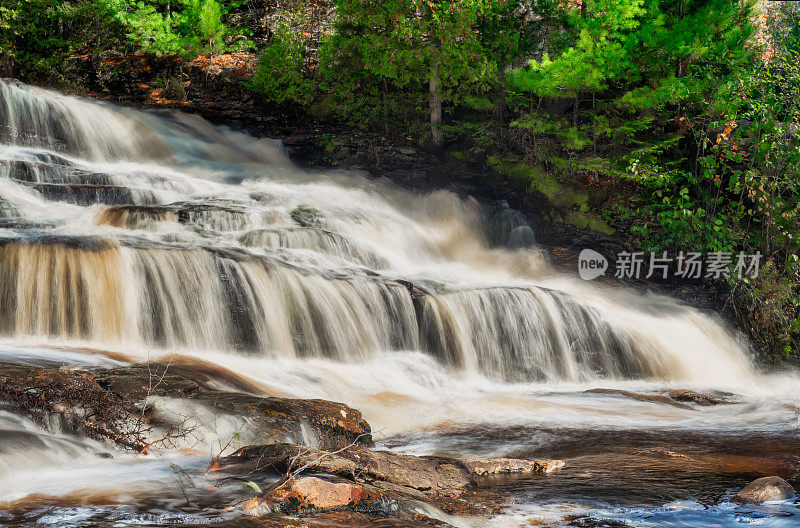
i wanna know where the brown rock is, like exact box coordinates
[0,362,372,454]
[668,389,735,406]
[96,364,199,400]
[734,476,796,503]
[194,392,372,449]
[630,448,693,460]
[225,443,357,477]
[533,459,567,474]
[586,388,692,409]
[216,510,446,527]
[224,443,473,496]
[224,443,567,499]
[242,477,389,515]
[273,476,385,510]
[341,448,474,496]
[0,361,146,451]
[462,457,565,476]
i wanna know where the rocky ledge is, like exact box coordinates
[0,361,372,452]
[0,359,563,526]
[218,441,562,522]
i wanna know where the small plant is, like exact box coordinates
[152,72,187,101]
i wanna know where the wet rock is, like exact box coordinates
[586,388,693,409]
[95,365,199,400]
[245,476,391,515]
[193,392,372,449]
[223,443,471,497]
[668,389,736,406]
[0,361,145,451]
[22,182,148,206]
[203,511,447,527]
[0,362,372,452]
[96,364,372,449]
[588,388,738,408]
[462,457,565,476]
[291,205,325,227]
[224,442,565,500]
[341,448,474,497]
[630,448,693,460]
[734,476,796,503]
[224,442,358,477]
[489,200,536,248]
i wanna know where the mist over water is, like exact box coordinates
[1,79,798,527]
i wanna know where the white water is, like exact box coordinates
[0,79,756,384]
[1,79,798,527]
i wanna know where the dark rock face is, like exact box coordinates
[734,476,796,503]
[342,448,475,497]
[188,511,448,528]
[224,442,474,498]
[223,442,359,478]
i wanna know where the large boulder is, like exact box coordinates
[187,392,373,449]
[99,363,373,449]
[734,476,796,503]
[223,443,472,497]
[223,443,358,477]
[0,362,372,452]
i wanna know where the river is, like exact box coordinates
[0,79,798,527]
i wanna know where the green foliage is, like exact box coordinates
[508,0,757,176]
[250,21,315,105]
[512,0,756,110]
[0,0,127,79]
[195,0,226,52]
[0,0,250,79]
[119,1,183,54]
[251,0,528,139]
[120,0,250,55]
[327,0,524,140]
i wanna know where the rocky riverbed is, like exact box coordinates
[0,356,566,527]
[2,352,799,528]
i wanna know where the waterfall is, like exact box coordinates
[0,80,169,162]
[0,79,755,384]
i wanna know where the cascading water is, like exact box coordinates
[1,79,798,527]
[0,79,754,383]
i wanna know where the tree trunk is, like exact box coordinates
[429,62,443,150]
[573,93,579,128]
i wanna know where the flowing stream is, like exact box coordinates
[0,79,798,527]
